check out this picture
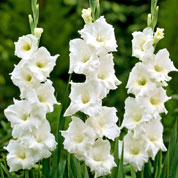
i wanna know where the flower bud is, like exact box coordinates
[81,8,92,24]
[34,27,43,39]
[28,14,33,25]
[154,28,164,43]
[147,13,152,27]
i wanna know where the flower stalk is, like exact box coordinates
[29,0,39,35]
[89,0,100,21]
[120,0,177,172]
[148,0,159,31]
[4,0,59,172]
[62,2,121,177]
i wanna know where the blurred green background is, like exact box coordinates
[0,0,178,163]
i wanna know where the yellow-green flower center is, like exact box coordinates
[154,65,163,72]
[22,113,29,121]
[133,114,142,122]
[17,152,26,160]
[150,97,161,105]
[36,61,44,68]
[26,74,32,82]
[73,135,84,144]
[97,73,106,80]
[81,94,90,104]
[82,55,90,63]
[137,78,147,86]
[130,148,140,155]
[22,43,31,51]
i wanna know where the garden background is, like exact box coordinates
[0,0,178,177]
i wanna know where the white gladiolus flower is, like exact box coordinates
[4,140,38,172]
[63,12,120,177]
[69,39,99,75]
[147,49,178,86]
[86,107,120,140]
[29,47,59,81]
[4,99,45,138]
[132,27,154,61]
[20,120,57,159]
[61,117,96,160]
[86,138,116,178]
[92,53,121,92]
[123,22,177,169]
[21,80,59,113]
[81,8,92,24]
[137,85,170,117]
[142,119,167,159]
[6,18,59,172]
[119,132,148,172]
[154,28,164,43]
[121,97,152,131]
[79,16,117,52]
[11,60,40,91]
[64,81,103,117]
[126,62,153,96]
[14,34,38,59]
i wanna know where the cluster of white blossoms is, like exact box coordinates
[4,28,59,172]
[62,9,121,178]
[120,27,178,171]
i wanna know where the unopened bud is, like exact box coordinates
[28,14,33,24]
[81,8,92,24]
[36,4,39,10]
[154,28,164,43]
[34,27,43,39]
[96,0,99,6]
[147,13,152,27]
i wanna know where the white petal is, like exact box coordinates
[132,27,154,61]
[69,39,99,75]
[79,16,117,52]
[86,138,116,177]
[86,106,120,140]
[64,81,104,117]
[29,47,59,81]
[14,34,38,59]
[119,132,148,172]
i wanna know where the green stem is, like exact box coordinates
[67,153,71,178]
[29,0,39,34]
[148,0,159,31]
[25,170,29,178]
[56,74,72,176]
[89,0,100,21]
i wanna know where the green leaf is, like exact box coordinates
[42,158,50,178]
[58,160,66,178]
[169,121,178,178]
[170,142,178,178]
[160,120,177,178]
[130,167,136,178]
[0,163,15,178]
[144,160,152,178]
[70,154,82,178]
[154,151,162,178]
[118,141,124,178]
[111,138,119,178]
[83,164,89,178]
[0,163,5,178]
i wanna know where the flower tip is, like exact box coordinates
[81,8,92,24]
